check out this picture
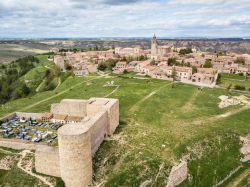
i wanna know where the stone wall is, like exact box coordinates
[16,112,43,120]
[166,161,188,187]
[87,98,119,135]
[58,124,92,187]
[35,145,61,177]
[0,138,41,150]
[88,110,108,155]
[104,99,119,135]
[51,99,88,117]
[0,113,16,122]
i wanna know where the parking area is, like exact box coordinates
[0,117,61,144]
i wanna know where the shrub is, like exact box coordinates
[227,84,232,90]
[234,85,246,90]
[203,59,212,68]
[234,57,245,65]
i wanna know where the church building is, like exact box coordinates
[151,34,171,60]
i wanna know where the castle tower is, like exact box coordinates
[151,34,158,59]
[58,124,92,187]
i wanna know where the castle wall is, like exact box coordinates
[0,138,41,150]
[58,124,92,187]
[35,145,61,177]
[16,112,43,120]
[103,99,119,135]
[51,99,88,117]
[0,113,17,122]
[87,98,119,136]
[88,110,108,155]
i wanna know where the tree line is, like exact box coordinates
[0,56,39,104]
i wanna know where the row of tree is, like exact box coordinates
[0,56,40,104]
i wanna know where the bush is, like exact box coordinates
[227,84,232,90]
[234,57,245,65]
[234,85,246,90]
[179,48,192,55]
[216,73,221,84]
[238,73,244,76]
[203,59,212,68]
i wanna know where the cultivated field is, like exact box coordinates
[0,44,50,64]
[0,74,249,186]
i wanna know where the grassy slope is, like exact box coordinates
[0,74,250,186]
[20,55,56,92]
[219,73,250,90]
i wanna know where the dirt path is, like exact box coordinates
[17,150,54,187]
[219,103,250,118]
[22,76,101,111]
[225,167,250,187]
[0,76,102,120]
[104,85,120,98]
[55,77,62,89]
[180,90,200,113]
[36,79,46,92]
[130,83,172,112]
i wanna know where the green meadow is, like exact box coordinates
[0,73,250,186]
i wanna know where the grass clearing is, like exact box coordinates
[0,74,250,186]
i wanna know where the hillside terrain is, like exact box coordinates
[0,73,249,186]
[0,43,50,64]
[1,39,250,64]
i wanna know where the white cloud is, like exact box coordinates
[0,0,249,38]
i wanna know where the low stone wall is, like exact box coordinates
[0,113,17,122]
[35,145,61,177]
[166,161,188,187]
[0,138,41,150]
[16,112,43,120]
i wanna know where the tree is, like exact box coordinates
[168,57,177,66]
[64,60,73,71]
[234,85,246,90]
[179,48,192,55]
[234,57,245,65]
[192,66,198,74]
[97,63,107,71]
[216,73,221,84]
[150,60,156,66]
[203,59,212,68]
[172,67,177,81]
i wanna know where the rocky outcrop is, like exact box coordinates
[240,136,250,162]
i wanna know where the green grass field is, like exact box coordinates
[219,73,250,91]
[0,74,250,186]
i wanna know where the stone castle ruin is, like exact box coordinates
[1,98,119,187]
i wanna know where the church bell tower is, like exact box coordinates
[151,34,158,60]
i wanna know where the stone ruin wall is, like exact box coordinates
[166,161,188,187]
[35,145,61,177]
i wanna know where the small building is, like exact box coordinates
[42,113,53,122]
[52,114,68,124]
[164,66,192,80]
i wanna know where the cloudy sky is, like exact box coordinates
[0,0,250,38]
